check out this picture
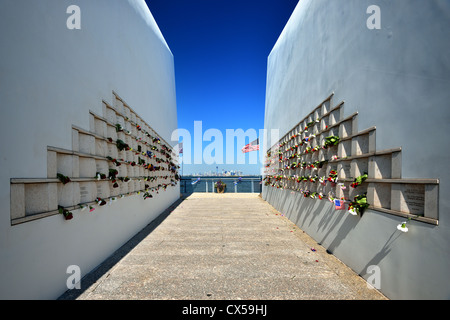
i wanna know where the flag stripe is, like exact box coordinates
[242,138,259,153]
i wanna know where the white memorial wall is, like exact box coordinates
[263,0,450,299]
[0,0,179,299]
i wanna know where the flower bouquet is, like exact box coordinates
[319,176,327,185]
[397,221,409,233]
[106,156,122,166]
[328,170,338,184]
[214,180,227,193]
[348,193,369,216]
[95,197,107,206]
[351,173,368,188]
[304,120,317,131]
[58,206,73,220]
[115,123,124,132]
[116,139,130,152]
[57,173,71,185]
[96,172,107,180]
[143,192,153,200]
[108,169,119,180]
[323,136,340,149]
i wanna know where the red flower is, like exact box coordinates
[58,206,73,220]
[96,198,107,206]
[65,212,73,220]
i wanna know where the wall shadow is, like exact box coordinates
[265,187,360,256]
[57,195,187,300]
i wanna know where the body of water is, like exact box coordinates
[180,176,262,194]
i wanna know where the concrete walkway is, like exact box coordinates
[59,193,387,300]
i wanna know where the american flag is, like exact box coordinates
[242,138,260,153]
[174,142,183,155]
[334,199,346,210]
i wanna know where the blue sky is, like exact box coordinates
[145,0,299,175]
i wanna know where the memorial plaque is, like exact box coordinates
[352,135,369,156]
[339,120,353,138]
[114,98,124,114]
[321,101,330,115]
[338,140,351,158]
[351,159,368,178]
[369,154,392,179]
[79,157,96,178]
[95,160,109,175]
[80,182,96,204]
[330,108,341,125]
[336,184,349,200]
[79,133,96,155]
[106,107,116,125]
[94,118,107,137]
[57,154,76,177]
[368,183,391,209]
[57,182,80,208]
[26,184,52,215]
[107,143,118,159]
[95,138,107,157]
[120,181,128,195]
[338,161,351,179]
[403,185,425,215]
[107,125,117,141]
[97,181,111,199]
[10,184,25,219]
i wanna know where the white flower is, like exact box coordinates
[397,222,409,233]
[348,207,358,215]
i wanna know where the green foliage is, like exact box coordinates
[349,193,370,215]
[324,136,340,148]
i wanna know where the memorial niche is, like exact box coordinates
[9,93,180,225]
[263,94,439,224]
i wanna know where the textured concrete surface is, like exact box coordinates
[59,193,387,300]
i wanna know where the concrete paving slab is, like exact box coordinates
[59,193,387,300]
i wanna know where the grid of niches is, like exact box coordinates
[264,93,439,225]
[10,92,179,226]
